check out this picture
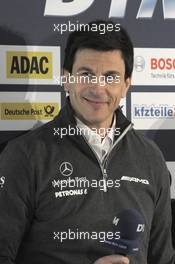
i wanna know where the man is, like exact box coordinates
[0,20,174,264]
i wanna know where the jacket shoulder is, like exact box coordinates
[127,128,165,162]
[1,118,58,159]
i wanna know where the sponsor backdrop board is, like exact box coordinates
[0,0,175,197]
[133,48,175,86]
[0,92,61,130]
[131,92,175,130]
[0,46,60,85]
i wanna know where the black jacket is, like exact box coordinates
[0,99,174,264]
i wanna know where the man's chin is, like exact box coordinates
[81,115,107,127]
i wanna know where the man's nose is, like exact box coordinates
[89,75,106,89]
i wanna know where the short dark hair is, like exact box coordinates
[63,20,134,80]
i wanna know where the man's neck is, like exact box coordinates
[76,115,115,138]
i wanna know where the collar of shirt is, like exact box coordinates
[75,115,116,162]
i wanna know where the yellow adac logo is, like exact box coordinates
[6,51,53,79]
[0,103,59,120]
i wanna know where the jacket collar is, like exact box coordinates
[53,97,132,162]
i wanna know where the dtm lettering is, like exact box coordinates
[151,58,175,70]
[7,51,52,79]
[44,0,175,19]
[133,105,175,118]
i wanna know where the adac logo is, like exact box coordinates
[44,105,55,117]
[59,162,73,177]
[134,56,145,72]
[6,51,53,79]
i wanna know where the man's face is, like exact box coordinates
[64,49,131,127]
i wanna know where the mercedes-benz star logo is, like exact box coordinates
[59,162,73,177]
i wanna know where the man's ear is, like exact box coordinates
[122,77,131,98]
[62,68,70,92]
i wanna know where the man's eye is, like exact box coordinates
[81,72,93,77]
[105,75,120,82]
[105,75,115,80]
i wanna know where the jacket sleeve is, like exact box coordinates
[147,149,175,264]
[0,141,35,263]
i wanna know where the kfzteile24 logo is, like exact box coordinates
[0,46,60,85]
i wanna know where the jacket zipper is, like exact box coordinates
[81,123,133,192]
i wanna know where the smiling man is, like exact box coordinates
[0,20,174,264]
[63,48,130,137]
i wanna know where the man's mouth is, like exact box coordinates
[83,97,108,105]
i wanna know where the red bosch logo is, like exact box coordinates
[151,58,175,70]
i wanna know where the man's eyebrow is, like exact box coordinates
[76,67,94,73]
[103,70,121,76]
[76,68,121,76]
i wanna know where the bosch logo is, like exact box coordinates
[151,58,175,70]
[59,162,73,177]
